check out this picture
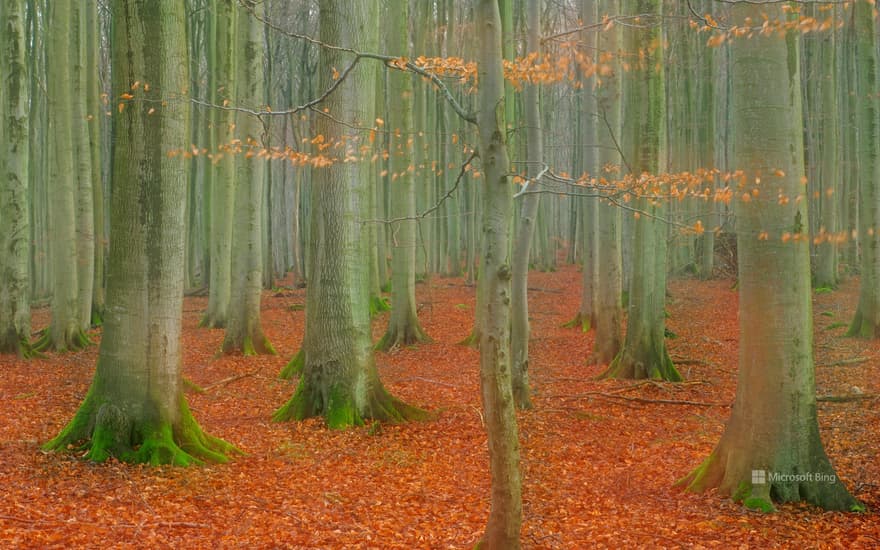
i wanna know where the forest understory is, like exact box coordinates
[1,264,878,548]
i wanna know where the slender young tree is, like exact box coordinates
[377,0,430,351]
[0,0,31,355]
[273,0,424,428]
[475,0,521,545]
[201,0,236,329]
[44,0,236,465]
[222,1,274,355]
[509,0,544,410]
[846,0,880,337]
[679,3,859,512]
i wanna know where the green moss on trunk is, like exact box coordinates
[279,348,304,379]
[562,313,592,332]
[32,326,91,353]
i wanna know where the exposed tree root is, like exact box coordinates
[222,329,275,356]
[43,392,240,466]
[32,326,91,353]
[376,322,431,351]
[598,345,682,382]
[279,349,304,380]
[562,312,592,332]
[369,294,391,316]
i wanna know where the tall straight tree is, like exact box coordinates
[509,0,543,410]
[847,0,880,338]
[590,0,623,365]
[273,0,423,428]
[35,0,90,352]
[45,0,236,465]
[475,0,521,545]
[679,3,859,512]
[599,0,679,381]
[377,0,430,351]
[0,0,31,355]
[201,0,236,329]
[222,1,274,355]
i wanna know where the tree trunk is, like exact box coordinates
[475,0,521,546]
[273,0,424,428]
[0,0,31,355]
[509,0,543,409]
[599,0,678,380]
[201,0,236,329]
[377,0,430,351]
[36,0,89,352]
[44,0,237,466]
[222,1,274,355]
[679,3,859,512]
[847,1,880,337]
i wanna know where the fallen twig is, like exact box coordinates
[202,368,261,392]
[817,357,869,368]
[817,394,877,403]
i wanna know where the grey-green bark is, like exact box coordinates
[377,0,429,351]
[847,1,880,337]
[475,0,521,546]
[273,0,423,428]
[201,0,236,329]
[0,0,31,355]
[599,0,677,380]
[509,0,543,410]
[222,1,274,355]
[36,0,89,352]
[45,0,236,465]
[679,4,859,511]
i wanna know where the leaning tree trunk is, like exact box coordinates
[509,0,543,410]
[475,1,522,547]
[847,1,880,338]
[678,3,859,512]
[377,0,430,351]
[35,0,90,352]
[44,0,237,466]
[222,0,274,355]
[273,0,424,429]
[599,0,679,381]
[0,0,31,355]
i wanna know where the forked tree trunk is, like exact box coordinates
[44,0,236,466]
[273,0,424,429]
[475,0,521,546]
[0,0,31,355]
[679,3,859,512]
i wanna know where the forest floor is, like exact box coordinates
[1,264,878,548]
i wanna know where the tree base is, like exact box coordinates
[222,330,276,356]
[32,326,91,353]
[43,390,240,466]
[562,312,592,332]
[458,327,481,348]
[677,443,862,512]
[597,345,681,381]
[376,322,431,351]
[369,294,391,316]
[845,308,880,338]
[279,348,304,379]
[199,314,227,329]
[273,379,429,429]
[0,330,35,358]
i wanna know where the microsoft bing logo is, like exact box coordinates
[752,469,767,485]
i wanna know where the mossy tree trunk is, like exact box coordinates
[201,0,236,329]
[509,0,544,410]
[599,0,678,381]
[273,0,424,429]
[679,3,859,512]
[475,0,522,546]
[44,0,237,466]
[0,0,31,356]
[377,0,429,351]
[222,1,274,356]
[846,1,880,337]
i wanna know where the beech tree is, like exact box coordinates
[44,0,236,465]
[679,3,859,512]
[0,0,30,355]
[273,0,424,428]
